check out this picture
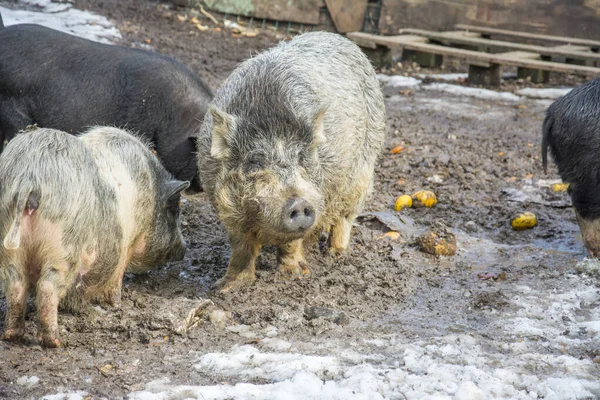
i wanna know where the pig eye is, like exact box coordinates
[246,155,266,172]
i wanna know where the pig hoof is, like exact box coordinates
[38,335,61,348]
[1,329,25,343]
[328,247,345,257]
[104,290,122,308]
[213,275,255,293]
[278,261,309,279]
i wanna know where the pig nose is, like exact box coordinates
[282,197,315,232]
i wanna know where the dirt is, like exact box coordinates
[0,0,598,398]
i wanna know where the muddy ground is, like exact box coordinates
[0,0,598,398]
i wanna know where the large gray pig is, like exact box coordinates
[0,20,212,192]
[197,32,386,291]
[0,127,189,347]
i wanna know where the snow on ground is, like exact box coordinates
[0,0,121,43]
[377,74,422,88]
[422,83,522,102]
[379,74,571,103]
[416,73,468,81]
[516,88,572,100]
[125,260,600,400]
[416,73,518,82]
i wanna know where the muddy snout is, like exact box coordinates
[282,197,316,233]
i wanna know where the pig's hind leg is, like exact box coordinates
[35,260,71,348]
[1,266,28,342]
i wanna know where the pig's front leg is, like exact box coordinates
[277,239,309,278]
[214,234,261,293]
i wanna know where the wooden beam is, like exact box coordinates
[496,51,541,60]
[551,45,591,53]
[346,32,600,75]
[398,28,600,62]
[455,24,600,49]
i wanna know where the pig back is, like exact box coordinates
[0,128,114,260]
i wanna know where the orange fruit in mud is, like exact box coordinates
[511,212,537,230]
[551,183,569,193]
[394,195,413,211]
[411,191,437,208]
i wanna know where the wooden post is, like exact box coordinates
[403,49,443,68]
[468,64,501,86]
[517,68,550,83]
[361,45,393,69]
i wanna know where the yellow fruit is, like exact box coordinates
[551,183,569,192]
[511,212,537,230]
[412,191,437,208]
[394,195,413,211]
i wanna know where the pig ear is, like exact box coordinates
[311,108,327,148]
[210,105,235,160]
[165,180,190,200]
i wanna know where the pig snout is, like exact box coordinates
[282,197,316,232]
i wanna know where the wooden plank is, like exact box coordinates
[324,0,368,33]
[346,32,600,75]
[496,51,541,60]
[398,28,600,62]
[202,0,323,25]
[455,24,600,49]
[351,34,427,49]
[551,45,591,53]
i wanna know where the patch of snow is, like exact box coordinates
[16,375,39,387]
[377,74,422,88]
[423,83,522,102]
[576,258,600,278]
[0,0,121,43]
[406,97,508,120]
[517,88,572,100]
[40,391,88,400]
[261,337,292,351]
[122,267,600,400]
[415,72,517,82]
[417,73,468,81]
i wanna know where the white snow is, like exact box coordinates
[377,74,422,88]
[379,74,571,103]
[423,83,522,102]
[119,257,600,399]
[0,0,121,43]
[40,391,89,400]
[516,88,572,100]
[16,375,39,387]
[417,73,468,81]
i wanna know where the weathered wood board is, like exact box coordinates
[324,0,368,33]
[201,0,325,25]
[456,25,600,49]
[378,0,600,40]
[397,28,600,62]
[347,32,600,75]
